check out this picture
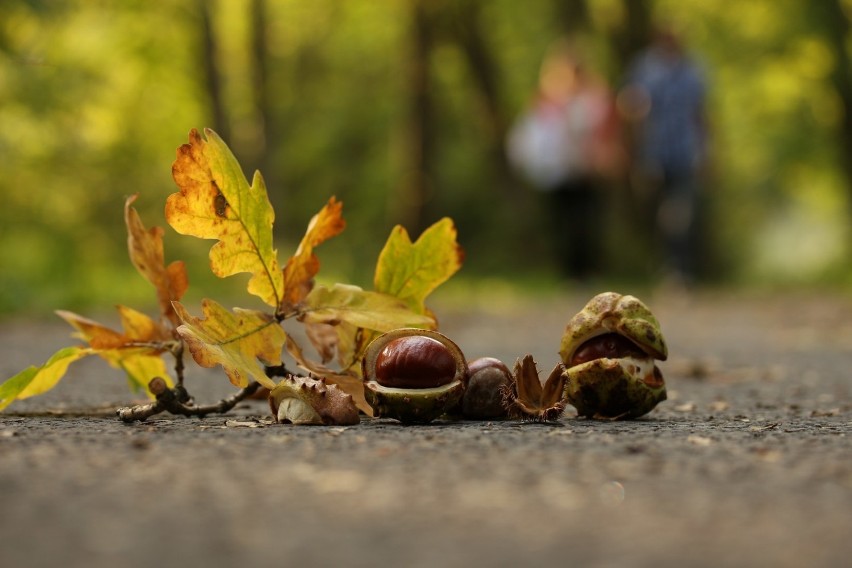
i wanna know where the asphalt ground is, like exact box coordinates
[1,289,850,567]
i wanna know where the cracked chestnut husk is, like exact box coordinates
[559,292,668,420]
[269,375,360,425]
[362,328,466,424]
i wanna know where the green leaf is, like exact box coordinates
[0,347,90,411]
[173,299,286,390]
[300,283,434,331]
[167,128,284,308]
[374,218,464,313]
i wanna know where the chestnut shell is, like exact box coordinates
[362,328,466,424]
[559,292,669,420]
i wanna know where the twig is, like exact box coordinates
[116,377,262,423]
[173,342,186,387]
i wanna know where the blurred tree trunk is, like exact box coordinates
[813,0,852,223]
[553,0,589,33]
[607,0,655,276]
[614,0,653,74]
[249,0,273,188]
[451,0,518,200]
[399,0,436,233]
[198,0,230,142]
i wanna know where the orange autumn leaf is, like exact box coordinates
[54,306,173,394]
[125,194,188,326]
[281,197,346,309]
[167,128,284,309]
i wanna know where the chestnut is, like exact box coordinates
[374,336,456,389]
[570,333,646,366]
[559,292,668,419]
[362,328,466,424]
[459,357,512,420]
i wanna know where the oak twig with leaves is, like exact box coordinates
[1,128,463,423]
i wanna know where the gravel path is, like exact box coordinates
[1,289,850,567]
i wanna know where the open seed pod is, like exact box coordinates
[501,355,567,422]
[559,292,668,419]
[362,328,466,424]
[269,375,360,425]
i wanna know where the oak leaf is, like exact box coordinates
[374,217,464,314]
[300,283,434,331]
[125,194,188,326]
[167,128,284,309]
[56,307,173,392]
[281,197,346,310]
[0,347,90,411]
[320,218,463,373]
[173,299,286,390]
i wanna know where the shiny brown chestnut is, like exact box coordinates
[362,328,466,424]
[374,336,456,389]
[570,333,646,367]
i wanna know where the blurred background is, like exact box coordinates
[1,0,851,317]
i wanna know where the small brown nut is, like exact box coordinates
[570,333,646,366]
[374,335,456,389]
[462,357,512,420]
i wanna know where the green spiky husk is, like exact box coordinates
[563,357,666,420]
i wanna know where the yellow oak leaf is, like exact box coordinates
[0,347,91,411]
[281,197,346,309]
[374,217,464,314]
[296,219,463,379]
[125,194,188,326]
[57,306,170,349]
[167,128,284,309]
[300,283,434,331]
[320,218,464,375]
[56,306,173,393]
[1,304,176,410]
[173,299,286,390]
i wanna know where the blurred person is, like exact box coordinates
[619,27,709,286]
[507,39,623,280]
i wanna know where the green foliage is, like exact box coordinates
[1,0,851,316]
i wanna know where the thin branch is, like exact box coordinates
[114,361,301,422]
[122,340,182,352]
[116,377,262,422]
